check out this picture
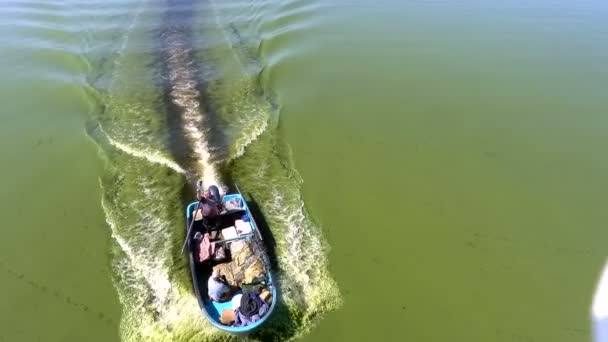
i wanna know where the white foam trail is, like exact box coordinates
[102,0,190,176]
[232,107,269,159]
[267,186,340,310]
[164,35,220,187]
[99,125,187,174]
[101,195,172,310]
[95,1,189,174]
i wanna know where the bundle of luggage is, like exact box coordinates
[212,239,265,287]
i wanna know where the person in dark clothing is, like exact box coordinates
[234,293,269,327]
[200,198,219,218]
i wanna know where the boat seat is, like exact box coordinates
[221,226,238,240]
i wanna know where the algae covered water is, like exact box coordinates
[1,0,608,341]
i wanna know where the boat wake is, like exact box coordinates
[161,27,221,187]
[227,130,342,340]
[83,0,341,340]
[98,125,187,175]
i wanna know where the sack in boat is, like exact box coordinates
[213,263,236,286]
[212,240,266,287]
[230,241,265,286]
[243,259,264,284]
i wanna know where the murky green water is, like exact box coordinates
[1,0,607,341]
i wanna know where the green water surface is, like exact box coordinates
[1,0,607,341]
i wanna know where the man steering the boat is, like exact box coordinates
[194,184,222,218]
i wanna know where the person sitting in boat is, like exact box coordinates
[208,269,232,302]
[234,292,269,327]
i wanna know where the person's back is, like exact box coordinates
[201,199,219,218]
[208,270,230,302]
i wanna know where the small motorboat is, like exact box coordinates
[184,183,277,334]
